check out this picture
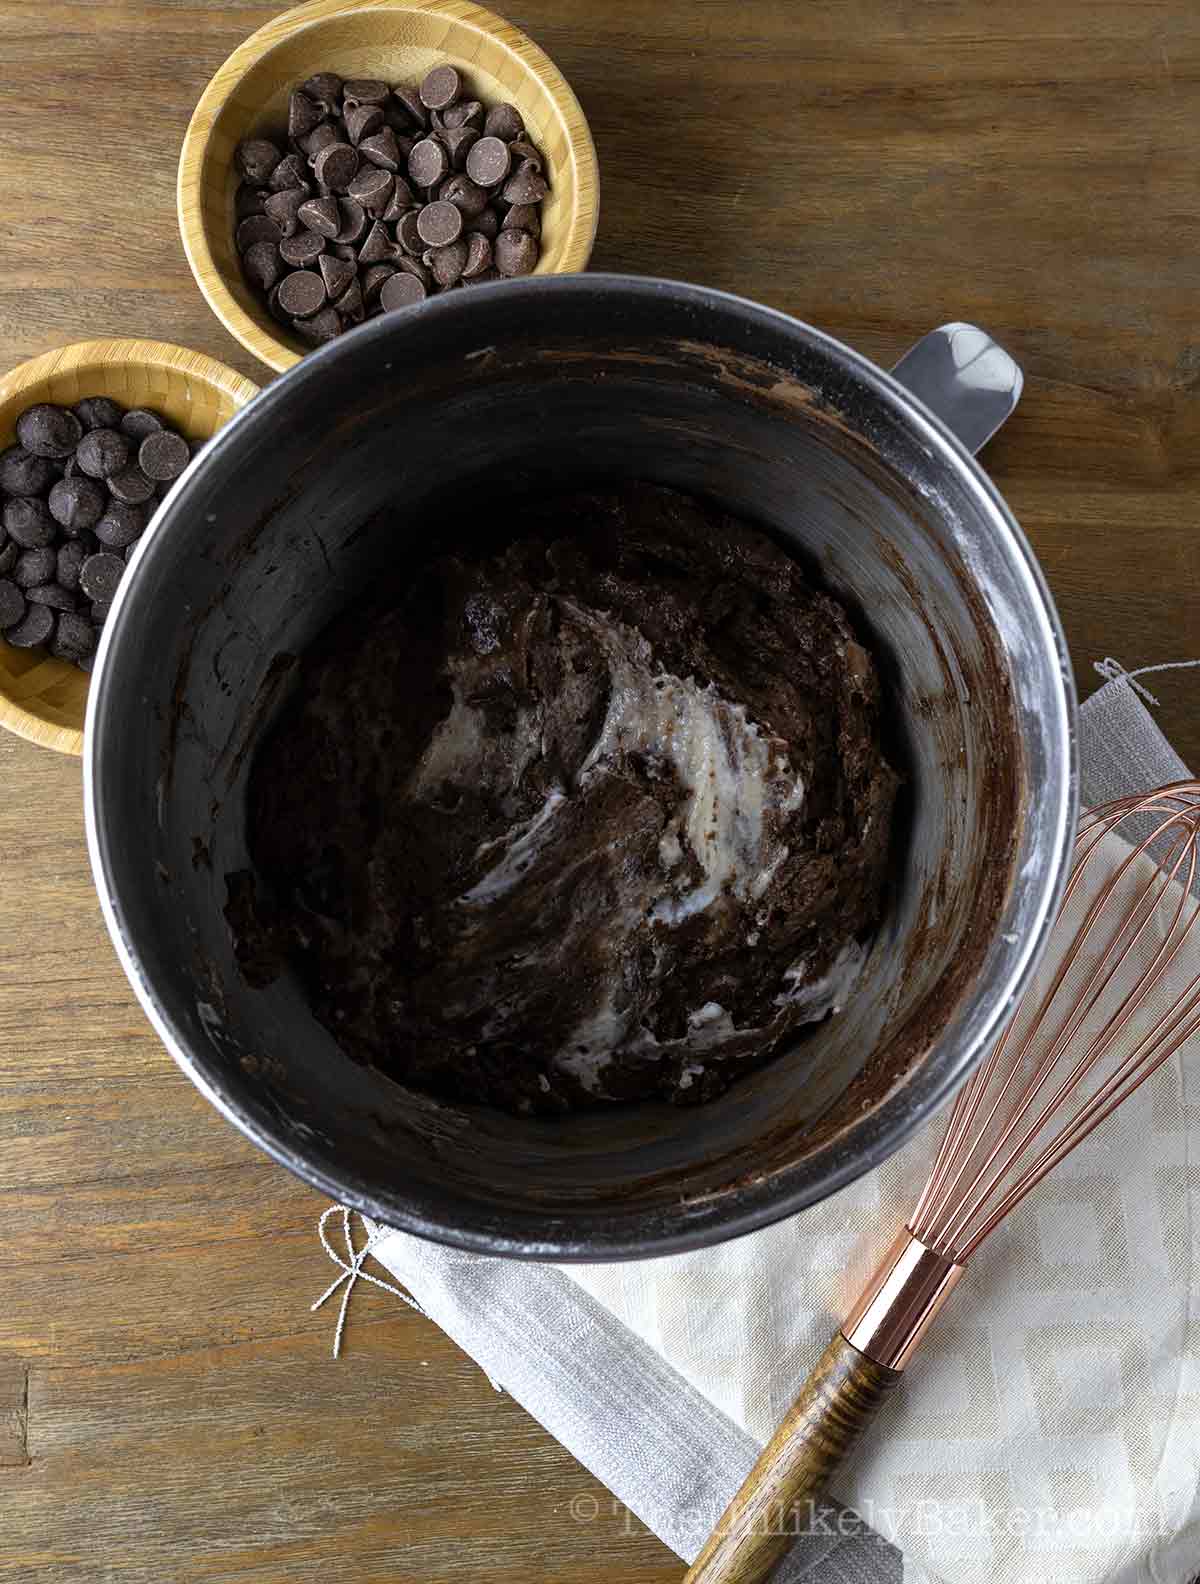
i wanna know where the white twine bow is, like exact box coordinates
[311,1205,426,1359]
[311,1205,502,1390]
[1094,656,1200,708]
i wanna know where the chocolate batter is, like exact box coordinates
[242,484,899,1114]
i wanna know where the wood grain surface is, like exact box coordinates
[1,2,1198,1580]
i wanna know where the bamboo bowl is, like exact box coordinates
[0,340,259,758]
[178,0,600,374]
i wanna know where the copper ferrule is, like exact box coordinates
[841,1227,965,1370]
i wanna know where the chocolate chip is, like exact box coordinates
[344,78,391,106]
[494,227,538,276]
[264,188,308,237]
[420,65,460,111]
[508,139,545,174]
[442,99,483,131]
[52,609,95,659]
[361,263,398,303]
[26,582,76,611]
[334,198,367,245]
[440,173,488,217]
[243,239,283,291]
[313,142,358,192]
[396,256,433,289]
[80,551,125,604]
[461,231,492,277]
[74,396,124,431]
[396,209,424,255]
[76,428,131,479]
[0,446,55,497]
[391,86,428,129]
[483,102,524,141]
[288,91,324,141]
[319,252,356,301]
[295,307,342,345]
[3,601,53,648]
[469,206,500,240]
[333,278,365,323]
[95,500,146,548]
[120,409,163,441]
[408,137,449,189]
[417,199,463,247]
[347,166,393,212]
[302,122,339,160]
[441,125,479,170]
[358,220,396,264]
[236,184,271,218]
[300,72,343,111]
[297,195,341,238]
[13,546,56,587]
[48,474,106,531]
[17,404,82,458]
[236,214,282,251]
[5,497,57,547]
[359,128,403,172]
[345,104,385,145]
[279,228,326,268]
[0,579,24,628]
[138,431,191,483]
[277,270,327,318]
[501,164,548,205]
[237,138,282,184]
[502,202,541,239]
[56,540,87,591]
[465,136,510,188]
[269,152,311,194]
[106,464,156,506]
[424,238,468,286]
[380,271,427,309]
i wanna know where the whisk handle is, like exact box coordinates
[682,1331,900,1584]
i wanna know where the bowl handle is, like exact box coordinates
[891,322,1023,455]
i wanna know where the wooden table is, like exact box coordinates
[2,2,1198,1578]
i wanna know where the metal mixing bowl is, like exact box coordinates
[84,276,1077,1260]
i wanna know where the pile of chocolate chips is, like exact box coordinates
[234,63,549,344]
[0,399,194,672]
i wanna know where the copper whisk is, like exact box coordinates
[686,781,1200,1584]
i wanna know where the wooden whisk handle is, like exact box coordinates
[682,1331,900,1584]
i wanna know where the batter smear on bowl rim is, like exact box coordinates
[241,483,900,1114]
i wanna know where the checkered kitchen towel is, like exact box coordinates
[350,661,1200,1584]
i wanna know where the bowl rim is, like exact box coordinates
[0,338,260,758]
[84,277,1079,1260]
[177,0,601,375]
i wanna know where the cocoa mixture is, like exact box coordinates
[239,483,899,1114]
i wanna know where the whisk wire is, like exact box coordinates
[941,826,1198,1248]
[908,783,1200,1262]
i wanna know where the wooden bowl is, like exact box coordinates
[0,340,259,758]
[178,0,600,374]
